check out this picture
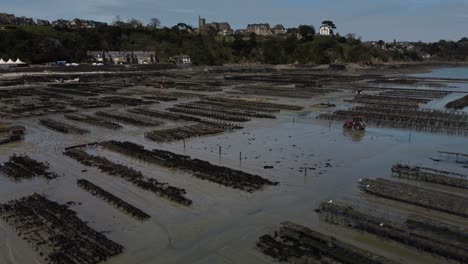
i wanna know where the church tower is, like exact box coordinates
[198,16,206,30]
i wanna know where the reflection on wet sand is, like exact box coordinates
[343,129,366,142]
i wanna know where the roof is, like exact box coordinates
[247,23,270,29]
[204,22,231,30]
[273,24,285,30]
[0,58,26,64]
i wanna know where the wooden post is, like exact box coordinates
[219,146,222,157]
[239,152,242,161]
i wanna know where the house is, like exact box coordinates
[113,21,130,28]
[52,19,70,28]
[272,24,286,35]
[91,21,107,28]
[36,19,51,26]
[16,16,36,26]
[0,13,36,26]
[319,25,333,36]
[235,29,248,35]
[247,24,272,36]
[69,19,83,28]
[128,20,143,29]
[169,55,192,65]
[0,13,16,25]
[69,19,107,29]
[87,51,156,64]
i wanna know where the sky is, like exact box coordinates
[1,0,468,42]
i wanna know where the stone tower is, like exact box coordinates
[198,16,206,30]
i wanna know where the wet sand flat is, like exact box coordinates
[0,65,468,264]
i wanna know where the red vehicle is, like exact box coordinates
[343,116,367,131]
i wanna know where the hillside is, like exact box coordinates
[0,25,467,65]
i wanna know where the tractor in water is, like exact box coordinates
[343,116,367,131]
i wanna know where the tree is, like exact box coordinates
[262,39,287,64]
[283,35,298,54]
[230,35,246,52]
[458,37,468,43]
[206,26,218,36]
[286,27,298,35]
[298,25,315,41]
[346,33,361,45]
[172,23,193,32]
[128,18,142,28]
[148,18,161,28]
[101,51,107,64]
[336,34,347,43]
[112,15,122,25]
[247,33,257,49]
[322,20,336,29]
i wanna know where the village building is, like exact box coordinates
[0,13,36,26]
[247,24,272,36]
[87,51,156,65]
[69,19,107,29]
[0,13,16,25]
[207,22,232,35]
[112,21,130,28]
[69,19,83,28]
[319,25,334,36]
[235,29,248,35]
[169,55,192,65]
[198,17,233,35]
[15,16,36,26]
[52,19,70,28]
[272,24,286,35]
[93,21,108,28]
[36,19,51,26]
[0,12,110,29]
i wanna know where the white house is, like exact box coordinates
[170,55,191,65]
[319,25,333,36]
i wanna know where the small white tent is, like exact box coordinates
[15,58,25,64]
[0,58,5,64]
[6,59,15,64]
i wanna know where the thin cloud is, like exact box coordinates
[171,9,197,14]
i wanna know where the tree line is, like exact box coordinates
[0,24,467,65]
